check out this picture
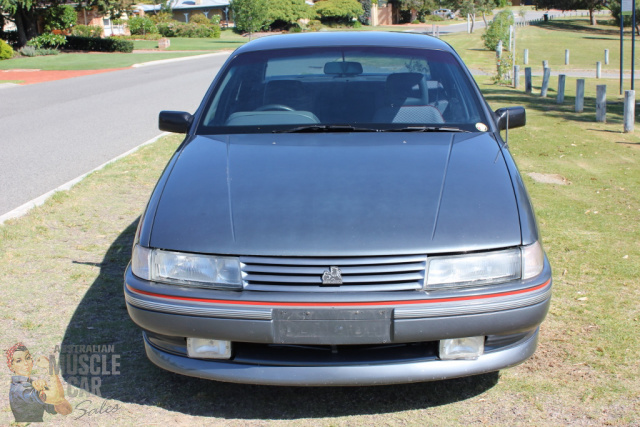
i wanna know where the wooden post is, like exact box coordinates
[524,48,528,64]
[514,65,520,88]
[565,49,570,65]
[557,74,566,104]
[597,61,602,78]
[525,67,532,94]
[605,49,610,65]
[432,24,435,36]
[576,79,585,112]
[596,84,607,122]
[542,59,549,69]
[540,67,551,97]
[624,90,635,132]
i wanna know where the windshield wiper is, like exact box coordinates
[273,125,380,133]
[382,126,469,133]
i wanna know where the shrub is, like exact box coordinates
[190,13,211,25]
[128,16,158,35]
[71,25,103,38]
[27,33,67,49]
[65,36,134,53]
[19,46,59,57]
[267,0,313,30]
[158,22,221,38]
[482,10,514,51]
[18,45,37,57]
[314,0,364,25]
[425,14,444,21]
[210,14,222,25]
[149,12,174,24]
[43,5,77,32]
[0,39,13,60]
[306,19,324,31]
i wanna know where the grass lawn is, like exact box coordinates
[443,16,640,77]
[0,18,639,425]
[0,51,209,70]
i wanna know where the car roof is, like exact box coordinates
[233,31,455,55]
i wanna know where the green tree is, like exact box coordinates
[481,9,513,50]
[231,0,269,36]
[454,0,492,32]
[76,0,134,20]
[314,0,364,25]
[43,4,77,32]
[0,0,133,48]
[609,0,640,34]
[267,0,312,29]
[533,0,605,25]
[0,0,42,47]
[398,0,437,22]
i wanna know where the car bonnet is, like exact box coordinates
[149,132,521,256]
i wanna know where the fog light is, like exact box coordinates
[439,336,485,360]
[187,338,231,359]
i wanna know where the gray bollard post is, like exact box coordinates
[524,48,529,64]
[624,90,635,132]
[557,74,566,104]
[542,60,549,69]
[525,67,532,94]
[540,67,551,97]
[514,65,520,88]
[576,79,585,112]
[596,85,607,122]
[597,61,602,78]
[565,49,570,65]
[432,24,435,36]
[605,49,609,65]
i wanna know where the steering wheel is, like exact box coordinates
[255,104,295,111]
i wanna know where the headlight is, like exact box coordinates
[426,242,544,288]
[131,245,242,290]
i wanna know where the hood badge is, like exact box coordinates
[322,266,343,286]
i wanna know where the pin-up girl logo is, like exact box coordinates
[5,343,72,423]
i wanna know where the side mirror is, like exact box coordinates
[159,111,193,134]
[494,106,526,131]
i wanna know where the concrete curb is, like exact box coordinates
[132,51,230,68]
[0,132,169,226]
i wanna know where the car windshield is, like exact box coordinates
[198,46,488,134]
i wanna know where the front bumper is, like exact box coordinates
[143,328,540,386]
[125,262,551,385]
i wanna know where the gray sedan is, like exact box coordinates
[125,31,551,386]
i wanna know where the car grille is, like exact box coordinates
[240,255,427,292]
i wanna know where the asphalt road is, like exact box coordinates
[0,53,230,218]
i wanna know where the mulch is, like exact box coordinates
[0,68,126,85]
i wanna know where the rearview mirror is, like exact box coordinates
[494,106,526,131]
[159,111,193,134]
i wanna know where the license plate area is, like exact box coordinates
[273,309,392,345]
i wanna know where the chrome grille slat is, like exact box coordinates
[240,255,427,292]
[245,283,424,292]
[244,272,425,284]
[242,262,427,275]
[241,255,427,266]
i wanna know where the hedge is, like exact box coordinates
[65,36,134,53]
